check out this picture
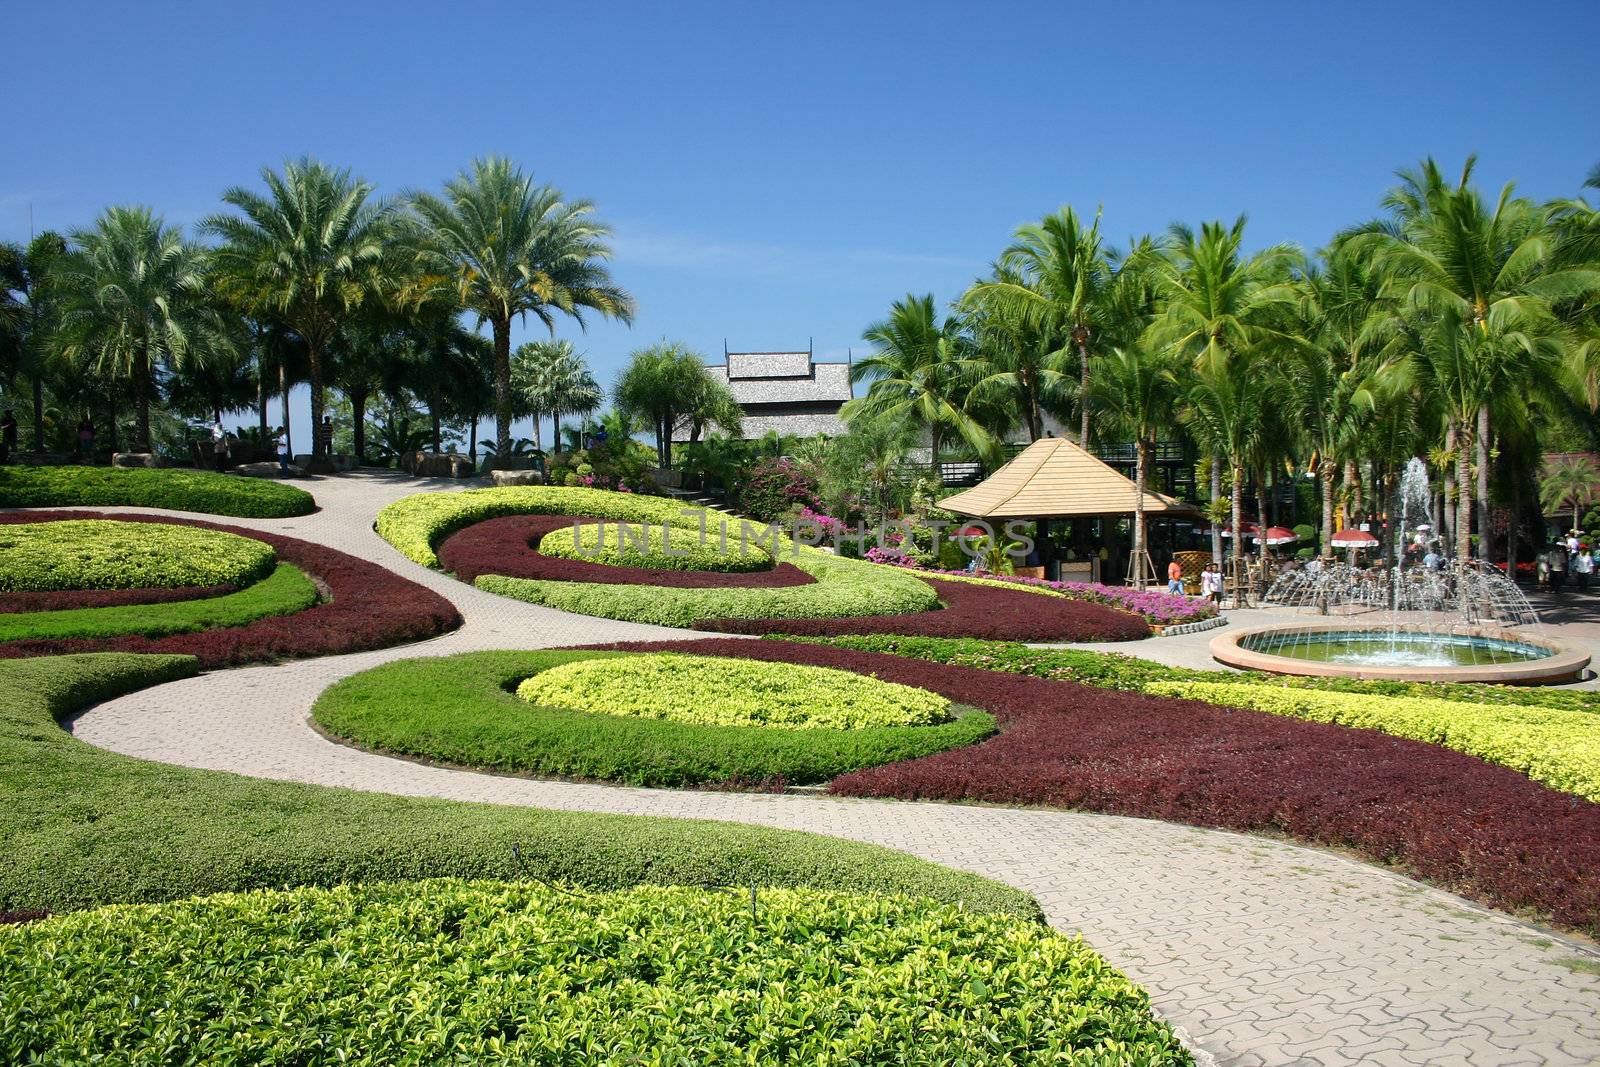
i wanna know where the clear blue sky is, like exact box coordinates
[6,0,1597,442]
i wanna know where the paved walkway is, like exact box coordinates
[50,472,1600,1066]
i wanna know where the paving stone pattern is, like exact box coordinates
[50,472,1600,1066]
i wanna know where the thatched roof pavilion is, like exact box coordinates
[940,436,1195,520]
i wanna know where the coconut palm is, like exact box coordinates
[204,158,394,461]
[409,157,633,457]
[1086,344,1177,585]
[1540,455,1600,536]
[961,207,1112,446]
[55,207,219,452]
[613,341,714,468]
[844,293,990,463]
[960,265,1073,441]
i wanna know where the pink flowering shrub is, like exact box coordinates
[872,558,1215,625]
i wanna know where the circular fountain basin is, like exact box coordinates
[1211,622,1590,684]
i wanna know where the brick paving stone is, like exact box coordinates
[34,470,1600,1067]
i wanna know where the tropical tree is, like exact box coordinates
[613,341,713,468]
[55,207,219,452]
[204,158,393,461]
[844,293,989,463]
[0,233,68,450]
[961,207,1111,446]
[1539,454,1600,536]
[1086,344,1177,584]
[513,339,604,452]
[960,264,1071,441]
[409,157,633,457]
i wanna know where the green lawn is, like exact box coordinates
[0,465,315,517]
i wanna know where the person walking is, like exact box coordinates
[1166,558,1185,596]
[319,415,334,461]
[0,410,16,464]
[76,416,94,463]
[1576,546,1594,592]
[273,426,291,474]
[1549,544,1568,595]
[211,419,229,473]
[1200,562,1223,606]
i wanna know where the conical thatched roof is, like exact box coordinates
[939,437,1195,519]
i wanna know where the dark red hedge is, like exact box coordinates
[0,511,461,667]
[597,637,1600,935]
[0,584,237,613]
[438,514,816,589]
[697,577,1152,642]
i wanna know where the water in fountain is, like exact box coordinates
[1257,456,1545,668]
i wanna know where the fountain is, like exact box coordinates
[1210,458,1590,684]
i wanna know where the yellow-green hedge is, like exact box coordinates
[538,522,772,572]
[0,520,276,592]
[1148,680,1600,801]
[517,653,953,729]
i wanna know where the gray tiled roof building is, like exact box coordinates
[673,348,854,442]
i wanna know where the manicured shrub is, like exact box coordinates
[0,519,275,591]
[517,653,953,729]
[438,514,816,589]
[537,520,773,572]
[737,456,820,521]
[314,650,992,787]
[602,637,1600,936]
[479,550,939,628]
[0,653,1035,919]
[886,567,1217,625]
[0,512,460,667]
[1148,679,1600,801]
[796,635,1205,688]
[0,465,314,517]
[704,577,1151,642]
[0,881,1184,1066]
[0,583,237,613]
[0,563,315,642]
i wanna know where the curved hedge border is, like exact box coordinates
[438,514,815,589]
[0,512,460,668]
[598,637,1600,937]
[703,576,1151,642]
[0,563,315,642]
[314,650,993,787]
[0,583,238,613]
[0,653,1035,919]
[539,521,773,572]
[0,465,314,517]
[0,519,277,592]
[0,881,1184,1065]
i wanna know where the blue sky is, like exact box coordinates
[6,0,1597,441]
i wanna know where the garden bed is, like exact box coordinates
[0,465,315,517]
[0,512,459,667]
[313,650,993,787]
[0,880,1185,1065]
[594,637,1600,937]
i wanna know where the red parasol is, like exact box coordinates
[1252,526,1299,545]
[1330,527,1379,549]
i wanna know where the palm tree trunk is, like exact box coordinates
[279,361,293,460]
[492,316,512,456]
[1210,455,1223,566]
[30,375,44,452]
[257,359,270,438]
[468,418,478,467]
[1076,338,1092,448]
[1455,419,1473,560]
[351,388,367,466]
[1476,406,1491,560]
[1230,463,1245,605]
[553,412,563,456]
[1132,439,1148,586]
[134,347,152,453]
[1319,461,1335,556]
[531,413,542,455]
[307,341,326,461]
[1507,475,1519,581]
[1345,458,1362,521]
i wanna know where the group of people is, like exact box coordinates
[1167,559,1227,603]
[1538,534,1598,594]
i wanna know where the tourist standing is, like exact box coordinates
[1200,563,1223,605]
[1576,547,1594,592]
[319,415,334,461]
[1550,545,1567,594]
[0,410,16,464]
[76,416,94,463]
[274,426,291,474]
[211,419,229,472]
[1166,558,1184,595]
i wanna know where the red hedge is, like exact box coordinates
[0,584,237,613]
[697,577,1151,642]
[596,637,1600,935]
[438,514,816,589]
[0,511,461,667]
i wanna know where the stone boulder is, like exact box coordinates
[491,468,544,487]
[235,461,296,479]
[405,452,476,479]
[111,452,162,468]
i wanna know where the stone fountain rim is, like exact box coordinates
[1210,621,1591,685]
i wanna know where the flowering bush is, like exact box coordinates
[438,515,816,589]
[517,653,954,730]
[737,458,820,522]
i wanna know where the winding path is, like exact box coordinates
[53,472,1600,1066]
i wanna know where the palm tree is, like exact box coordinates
[1086,344,1177,585]
[613,341,713,468]
[409,157,633,457]
[513,339,605,453]
[961,207,1111,446]
[1540,456,1600,536]
[0,233,68,451]
[1356,157,1596,559]
[844,293,990,463]
[960,265,1072,441]
[1147,217,1301,572]
[55,207,218,452]
[204,158,393,462]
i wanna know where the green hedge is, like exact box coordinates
[0,654,1031,918]
[0,563,316,641]
[538,520,773,571]
[0,881,1187,1065]
[0,465,314,517]
[0,519,276,592]
[1148,679,1600,801]
[518,653,954,729]
[315,650,993,786]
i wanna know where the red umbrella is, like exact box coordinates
[1204,522,1259,539]
[1252,526,1298,545]
[1330,527,1379,549]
